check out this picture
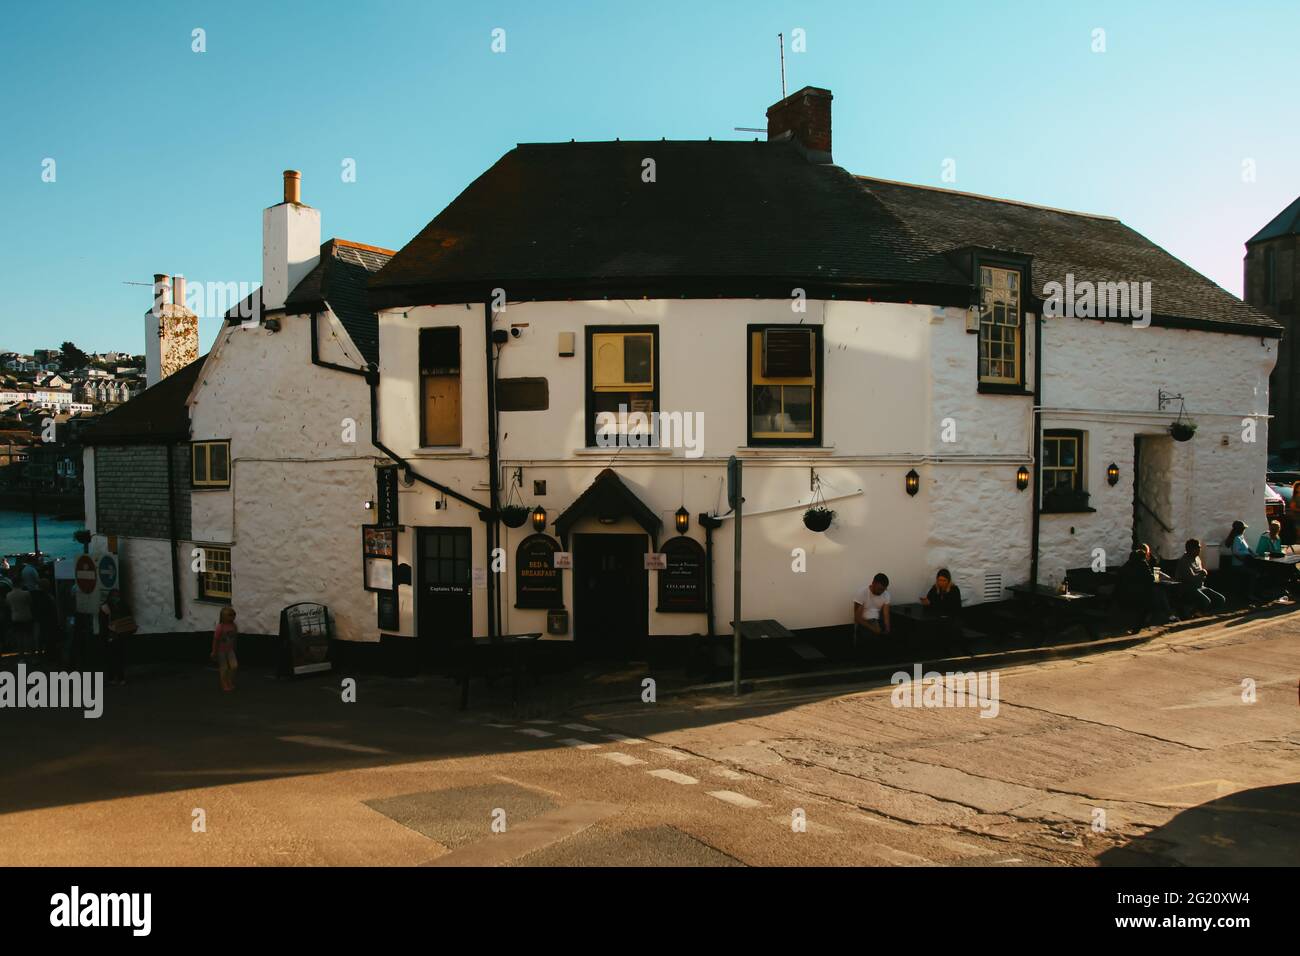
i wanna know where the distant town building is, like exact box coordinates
[1244,195,1299,457]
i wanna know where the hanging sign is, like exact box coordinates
[376,466,399,528]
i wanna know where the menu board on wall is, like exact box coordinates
[515,533,564,609]
[658,537,706,613]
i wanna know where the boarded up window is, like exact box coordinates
[421,327,461,446]
[498,377,549,411]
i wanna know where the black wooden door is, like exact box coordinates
[417,527,473,664]
[574,533,648,660]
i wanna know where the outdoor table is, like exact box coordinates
[1007,583,1101,639]
[1245,553,1300,595]
[891,603,959,640]
[459,632,543,710]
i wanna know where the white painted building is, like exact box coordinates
[82,85,1278,666]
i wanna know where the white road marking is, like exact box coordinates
[600,752,646,766]
[515,728,554,738]
[605,733,647,744]
[561,723,601,732]
[651,747,694,761]
[556,738,602,750]
[483,723,515,729]
[647,769,698,785]
[524,719,557,724]
[711,768,746,780]
[277,735,389,754]
[707,790,764,808]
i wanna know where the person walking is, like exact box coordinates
[99,589,136,685]
[211,607,239,692]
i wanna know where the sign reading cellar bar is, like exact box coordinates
[516,533,564,608]
[658,537,706,612]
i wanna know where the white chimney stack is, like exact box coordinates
[261,169,320,312]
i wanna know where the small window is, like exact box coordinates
[978,266,1022,386]
[420,327,462,447]
[750,326,819,443]
[198,546,232,602]
[587,329,657,446]
[192,441,230,488]
[1042,429,1089,512]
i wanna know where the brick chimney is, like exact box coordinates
[261,169,321,312]
[766,86,833,162]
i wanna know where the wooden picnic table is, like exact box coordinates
[1007,583,1102,639]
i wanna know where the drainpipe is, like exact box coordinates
[698,514,720,638]
[484,301,502,642]
[1029,310,1044,591]
[308,309,489,513]
[165,443,182,619]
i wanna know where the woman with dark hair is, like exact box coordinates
[1222,520,1261,602]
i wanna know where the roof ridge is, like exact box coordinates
[856,175,1120,222]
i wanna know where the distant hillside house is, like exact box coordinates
[81,85,1278,667]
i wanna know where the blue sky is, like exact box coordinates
[2,0,1297,355]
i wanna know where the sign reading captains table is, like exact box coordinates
[516,534,563,608]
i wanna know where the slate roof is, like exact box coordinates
[860,178,1279,336]
[370,139,1277,337]
[84,355,205,445]
[285,239,395,364]
[223,239,395,365]
[369,140,972,309]
[1247,195,1300,245]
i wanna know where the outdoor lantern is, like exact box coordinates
[530,505,547,533]
[1106,462,1120,486]
[905,469,920,497]
[675,506,690,535]
[1016,465,1031,491]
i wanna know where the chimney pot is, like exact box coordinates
[152,273,172,307]
[283,169,301,204]
[173,274,187,311]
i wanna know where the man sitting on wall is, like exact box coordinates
[853,572,892,637]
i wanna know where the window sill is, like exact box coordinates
[575,446,673,456]
[190,485,231,492]
[977,383,1033,396]
[411,447,475,458]
[195,597,232,606]
[1041,506,1097,515]
[739,445,835,456]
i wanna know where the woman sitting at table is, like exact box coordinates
[1222,520,1263,602]
[1256,520,1286,556]
[919,569,962,617]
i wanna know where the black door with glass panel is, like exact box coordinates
[417,528,473,663]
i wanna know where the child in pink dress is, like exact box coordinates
[211,607,239,691]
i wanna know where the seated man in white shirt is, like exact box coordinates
[853,572,892,636]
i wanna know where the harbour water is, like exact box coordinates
[0,510,85,561]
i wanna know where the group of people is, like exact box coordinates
[0,556,60,662]
[852,568,962,637]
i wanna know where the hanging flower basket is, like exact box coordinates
[499,505,530,528]
[803,507,835,532]
[1169,421,1197,442]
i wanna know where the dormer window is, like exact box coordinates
[978,266,1022,386]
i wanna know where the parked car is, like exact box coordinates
[1265,482,1286,523]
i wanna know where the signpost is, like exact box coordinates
[74,554,99,617]
[727,455,742,697]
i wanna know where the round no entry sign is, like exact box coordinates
[75,555,97,594]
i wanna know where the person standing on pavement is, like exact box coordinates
[211,607,239,692]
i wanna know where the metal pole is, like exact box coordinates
[30,483,39,556]
[732,460,742,696]
[778,33,786,100]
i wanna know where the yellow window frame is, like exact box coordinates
[751,331,816,440]
[192,440,230,488]
[199,546,232,601]
[1042,433,1080,493]
[592,332,654,392]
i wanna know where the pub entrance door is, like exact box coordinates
[574,533,648,660]
[416,527,473,666]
